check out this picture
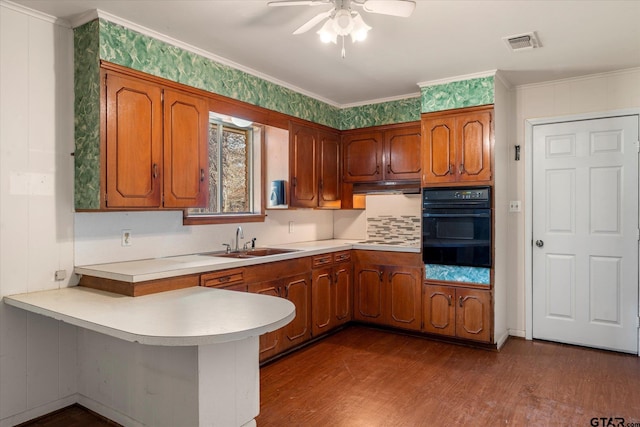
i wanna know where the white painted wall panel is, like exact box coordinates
[0,3,76,425]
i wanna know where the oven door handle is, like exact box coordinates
[423,213,490,218]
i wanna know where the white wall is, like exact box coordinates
[507,68,640,337]
[493,72,515,346]
[75,209,335,265]
[0,2,77,425]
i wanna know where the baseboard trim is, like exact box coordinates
[1,395,77,427]
[77,395,143,427]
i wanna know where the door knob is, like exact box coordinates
[535,240,544,248]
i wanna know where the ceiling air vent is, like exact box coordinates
[503,32,541,51]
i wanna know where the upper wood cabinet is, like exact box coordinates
[163,89,208,208]
[342,123,421,183]
[105,72,163,208]
[421,106,493,186]
[289,122,341,208]
[103,70,208,209]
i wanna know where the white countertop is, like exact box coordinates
[3,286,295,346]
[74,239,420,283]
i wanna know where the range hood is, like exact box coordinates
[351,180,421,195]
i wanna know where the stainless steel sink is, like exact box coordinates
[203,248,299,259]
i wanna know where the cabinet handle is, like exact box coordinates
[218,276,230,283]
[152,163,158,179]
[459,296,463,308]
[459,163,465,174]
[375,165,380,175]
[200,168,205,182]
[292,176,297,187]
[378,270,383,281]
[386,164,391,174]
[447,294,452,306]
[449,164,454,175]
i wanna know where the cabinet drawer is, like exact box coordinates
[333,251,351,264]
[312,254,333,268]
[201,268,244,288]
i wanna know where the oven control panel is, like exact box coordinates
[454,190,485,200]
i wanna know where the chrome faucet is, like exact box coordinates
[235,226,244,252]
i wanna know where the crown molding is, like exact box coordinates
[417,70,497,88]
[1,0,71,27]
[92,10,342,108]
[341,92,421,109]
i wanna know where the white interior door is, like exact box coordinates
[532,115,639,354]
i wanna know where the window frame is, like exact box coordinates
[183,121,266,225]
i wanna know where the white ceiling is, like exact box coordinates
[8,0,640,106]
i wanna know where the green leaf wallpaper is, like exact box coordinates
[340,97,422,130]
[74,20,101,210]
[421,76,495,113]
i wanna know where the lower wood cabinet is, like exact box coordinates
[422,284,492,343]
[353,251,422,332]
[245,258,312,362]
[200,268,246,292]
[311,251,353,337]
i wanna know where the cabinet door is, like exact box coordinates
[163,89,208,208]
[312,267,333,336]
[456,288,492,342]
[334,262,353,326]
[105,73,163,208]
[248,280,283,361]
[282,273,312,349]
[456,111,492,182]
[384,126,421,181]
[386,266,422,331]
[421,117,456,185]
[289,123,317,207]
[342,131,383,183]
[423,284,455,336]
[317,130,341,208]
[353,264,384,323]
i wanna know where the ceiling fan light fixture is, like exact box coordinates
[350,13,371,42]
[317,18,338,43]
[332,9,354,35]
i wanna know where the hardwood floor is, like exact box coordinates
[16,404,119,427]
[256,326,640,426]
[17,325,640,426]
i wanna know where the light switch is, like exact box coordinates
[509,201,521,212]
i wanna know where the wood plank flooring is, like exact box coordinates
[256,326,640,426]
[16,404,119,427]
[17,325,640,426]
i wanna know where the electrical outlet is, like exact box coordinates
[289,221,294,234]
[122,229,132,246]
[54,270,66,281]
[509,201,522,212]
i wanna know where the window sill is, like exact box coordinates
[182,212,266,226]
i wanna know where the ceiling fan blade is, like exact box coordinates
[268,0,331,7]
[293,9,334,34]
[360,0,416,17]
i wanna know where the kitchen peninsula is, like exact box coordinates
[4,286,295,427]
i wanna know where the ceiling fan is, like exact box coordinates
[267,0,416,57]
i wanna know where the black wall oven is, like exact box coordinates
[422,186,492,268]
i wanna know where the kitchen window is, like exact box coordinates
[184,112,264,224]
